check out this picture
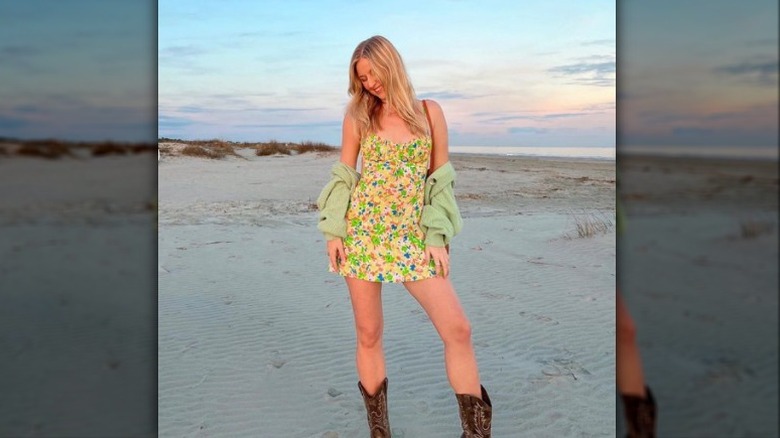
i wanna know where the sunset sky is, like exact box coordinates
[0,0,156,142]
[157,0,616,148]
[619,0,778,153]
[1,1,776,155]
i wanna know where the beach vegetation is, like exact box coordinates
[181,144,228,159]
[739,219,775,239]
[156,137,336,158]
[566,210,615,238]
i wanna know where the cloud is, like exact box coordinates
[476,112,595,123]
[0,45,44,59]
[550,61,615,75]
[713,57,778,86]
[158,115,196,128]
[548,60,616,87]
[626,103,778,147]
[0,114,30,130]
[671,127,714,137]
[159,45,209,58]
[508,127,548,134]
[580,102,615,112]
[743,38,778,48]
[158,45,215,73]
[580,39,615,47]
[233,121,341,129]
[418,91,472,100]
[177,106,207,114]
[168,104,329,115]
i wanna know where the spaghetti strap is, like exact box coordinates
[422,100,435,174]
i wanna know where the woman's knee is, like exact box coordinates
[444,317,472,345]
[355,323,383,349]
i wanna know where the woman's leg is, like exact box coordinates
[403,276,481,397]
[345,276,386,395]
[617,290,647,397]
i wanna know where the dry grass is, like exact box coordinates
[292,141,334,153]
[181,145,227,159]
[255,140,292,156]
[566,210,615,238]
[4,138,156,159]
[130,145,155,154]
[254,140,336,156]
[91,142,128,156]
[157,138,336,158]
[739,219,775,239]
[16,142,75,159]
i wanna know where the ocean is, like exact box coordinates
[449,146,615,160]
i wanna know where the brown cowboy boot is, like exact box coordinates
[358,377,391,437]
[455,385,492,438]
[621,385,657,438]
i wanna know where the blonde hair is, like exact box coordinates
[346,35,428,140]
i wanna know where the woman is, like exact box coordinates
[317,35,492,437]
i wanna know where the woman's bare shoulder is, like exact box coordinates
[422,99,445,120]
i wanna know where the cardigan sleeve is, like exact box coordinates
[420,163,463,247]
[316,163,359,241]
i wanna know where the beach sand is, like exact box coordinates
[617,154,779,437]
[0,147,157,436]
[158,146,616,437]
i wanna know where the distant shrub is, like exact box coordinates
[91,142,128,156]
[566,210,615,238]
[130,144,155,154]
[292,141,335,153]
[181,145,226,159]
[16,143,73,159]
[740,220,775,239]
[255,140,292,156]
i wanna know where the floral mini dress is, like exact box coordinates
[331,133,438,283]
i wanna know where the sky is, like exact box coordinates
[158,0,617,148]
[1,1,775,153]
[0,0,156,142]
[619,0,778,152]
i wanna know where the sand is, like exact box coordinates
[617,154,778,437]
[0,149,157,436]
[157,146,616,437]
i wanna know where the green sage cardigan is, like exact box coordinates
[316,161,463,247]
[316,162,360,241]
[421,161,463,247]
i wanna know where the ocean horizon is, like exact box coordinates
[449,146,616,160]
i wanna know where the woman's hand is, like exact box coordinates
[423,245,450,278]
[327,238,346,271]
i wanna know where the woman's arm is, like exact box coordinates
[340,114,360,169]
[425,99,450,175]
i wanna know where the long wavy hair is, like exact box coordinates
[346,36,428,140]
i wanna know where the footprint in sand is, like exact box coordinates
[539,358,591,381]
[519,311,559,325]
[480,291,514,300]
[269,351,287,369]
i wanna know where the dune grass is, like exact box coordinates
[157,137,336,159]
[16,142,75,159]
[5,138,156,159]
[565,210,615,239]
[739,219,775,239]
